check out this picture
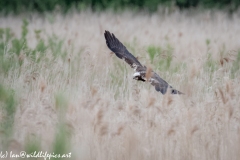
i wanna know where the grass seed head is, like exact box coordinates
[167,128,175,136]
[40,80,46,93]
[191,126,199,136]
[147,97,156,107]
[99,124,108,136]
[219,88,227,104]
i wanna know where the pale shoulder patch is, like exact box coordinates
[133,72,140,77]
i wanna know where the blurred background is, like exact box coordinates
[1,0,240,160]
[0,0,239,14]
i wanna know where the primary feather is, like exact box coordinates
[104,31,143,71]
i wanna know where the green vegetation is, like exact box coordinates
[0,85,16,149]
[0,19,68,76]
[22,93,71,159]
[52,123,71,159]
[0,0,239,14]
[0,11,240,159]
[205,52,217,73]
[25,135,42,156]
[204,39,217,73]
[53,93,71,159]
[0,19,31,74]
[203,38,240,79]
[110,58,129,99]
[147,44,184,73]
[0,20,73,152]
[231,51,240,78]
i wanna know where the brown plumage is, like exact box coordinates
[104,30,183,95]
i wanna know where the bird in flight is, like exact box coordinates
[104,30,183,95]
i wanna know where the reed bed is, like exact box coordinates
[0,10,240,160]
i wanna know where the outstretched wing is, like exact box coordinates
[150,72,183,95]
[104,30,183,95]
[104,30,143,71]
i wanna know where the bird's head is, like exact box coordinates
[133,72,146,82]
[133,72,140,79]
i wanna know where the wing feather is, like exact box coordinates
[150,73,183,94]
[104,30,143,70]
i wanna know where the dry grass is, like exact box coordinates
[1,10,240,160]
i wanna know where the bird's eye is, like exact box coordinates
[172,90,175,94]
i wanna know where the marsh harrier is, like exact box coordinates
[104,30,183,95]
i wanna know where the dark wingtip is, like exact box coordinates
[104,30,112,44]
[165,87,184,95]
[173,89,184,95]
[104,30,110,38]
[177,91,184,95]
[104,30,109,37]
[104,30,121,50]
[112,33,116,39]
